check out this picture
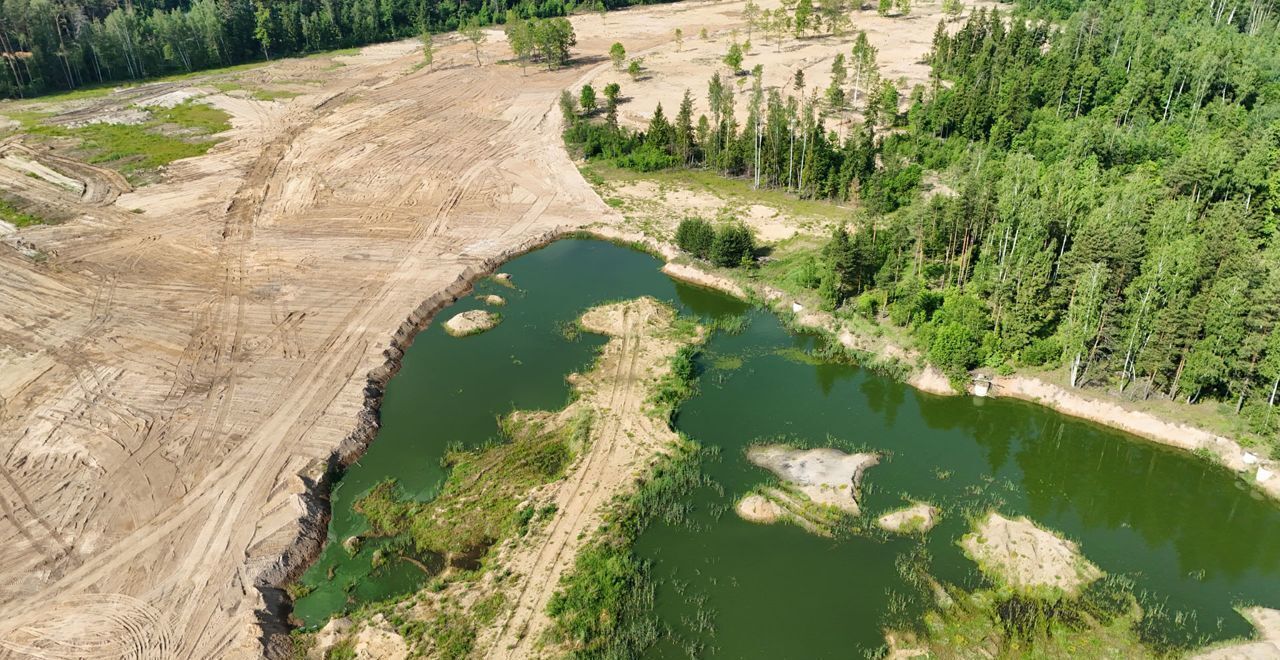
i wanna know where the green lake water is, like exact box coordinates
[293,239,1280,656]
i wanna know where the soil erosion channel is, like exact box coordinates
[302,239,1280,656]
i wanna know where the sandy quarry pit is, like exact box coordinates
[0,1,971,657]
[961,512,1103,596]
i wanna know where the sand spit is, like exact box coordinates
[471,297,696,658]
[1193,607,1280,659]
[661,262,749,299]
[443,309,500,336]
[961,513,1102,596]
[877,503,940,534]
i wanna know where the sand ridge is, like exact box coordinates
[478,296,697,658]
[961,512,1102,596]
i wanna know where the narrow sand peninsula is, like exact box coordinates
[443,309,500,336]
[961,512,1102,595]
[877,503,940,534]
[747,445,880,515]
[1193,607,1280,659]
[477,297,697,659]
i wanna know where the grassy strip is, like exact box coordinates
[0,197,43,227]
[546,440,708,658]
[13,100,231,181]
[897,576,1159,658]
[356,409,592,562]
[546,334,712,658]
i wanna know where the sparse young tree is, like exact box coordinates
[723,42,744,74]
[610,42,627,70]
[421,31,434,70]
[878,0,892,16]
[896,0,911,15]
[794,69,806,92]
[743,0,761,40]
[253,1,273,60]
[674,28,684,51]
[794,0,813,37]
[628,58,643,80]
[942,0,964,18]
[580,84,597,115]
[825,52,847,110]
[505,13,533,72]
[603,82,622,124]
[462,18,486,66]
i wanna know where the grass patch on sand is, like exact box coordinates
[356,409,592,563]
[10,100,230,182]
[0,197,44,227]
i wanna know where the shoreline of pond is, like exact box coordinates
[586,225,1280,502]
[272,229,1279,655]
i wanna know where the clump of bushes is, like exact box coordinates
[674,217,755,268]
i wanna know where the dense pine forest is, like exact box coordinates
[563,0,1280,449]
[0,0,658,98]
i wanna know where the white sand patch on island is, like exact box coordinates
[479,294,506,306]
[443,309,500,337]
[877,503,940,534]
[747,444,879,516]
[961,512,1102,596]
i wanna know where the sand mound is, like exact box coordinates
[443,309,500,337]
[479,294,506,306]
[877,503,939,534]
[961,513,1102,595]
[735,493,784,524]
[746,445,879,516]
[578,295,674,337]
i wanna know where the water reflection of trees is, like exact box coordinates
[1014,420,1280,585]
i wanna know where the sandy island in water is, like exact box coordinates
[736,445,879,536]
[961,512,1102,596]
[443,309,501,336]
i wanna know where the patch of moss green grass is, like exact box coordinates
[355,409,593,562]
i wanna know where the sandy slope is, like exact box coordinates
[0,8,694,656]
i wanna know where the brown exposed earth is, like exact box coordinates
[0,6,723,656]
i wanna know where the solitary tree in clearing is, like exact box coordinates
[580,84,597,115]
[628,58,643,81]
[603,82,622,124]
[674,28,684,52]
[421,31,434,70]
[610,42,627,70]
[462,18,486,66]
[723,42,744,74]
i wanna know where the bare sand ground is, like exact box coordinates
[593,0,996,132]
[0,3,742,655]
[960,512,1102,596]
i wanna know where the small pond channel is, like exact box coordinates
[293,239,1280,655]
